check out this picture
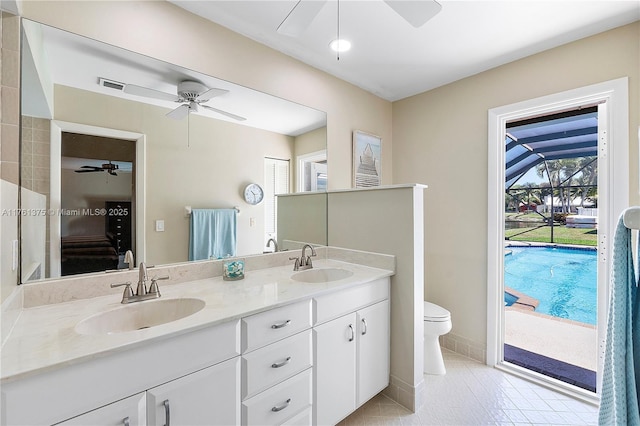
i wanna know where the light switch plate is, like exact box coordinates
[155,220,165,232]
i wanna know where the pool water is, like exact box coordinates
[504,246,597,325]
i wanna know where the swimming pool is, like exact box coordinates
[504,246,597,325]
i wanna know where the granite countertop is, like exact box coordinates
[1,259,393,383]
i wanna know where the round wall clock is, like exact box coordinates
[243,183,264,205]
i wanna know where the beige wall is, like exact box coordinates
[20,1,393,191]
[294,126,327,191]
[54,85,294,264]
[392,22,640,352]
[277,193,327,247]
[328,186,425,411]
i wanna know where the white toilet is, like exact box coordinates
[423,301,452,375]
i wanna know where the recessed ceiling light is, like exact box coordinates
[329,39,351,53]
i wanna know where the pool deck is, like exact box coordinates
[505,309,597,371]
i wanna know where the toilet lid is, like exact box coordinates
[424,301,450,320]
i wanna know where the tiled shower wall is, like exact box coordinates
[1,10,21,303]
[1,11,20,185]
[22,116,51,274]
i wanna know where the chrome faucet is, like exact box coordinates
[136,262,149,296]
[289,244,316,271]
[124,250,134,270]
[266,238,279,253]
[111,262,169,304]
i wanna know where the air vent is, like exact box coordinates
[99,78,125,91]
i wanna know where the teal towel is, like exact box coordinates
[598,215,640,425]
[188,209,237,261]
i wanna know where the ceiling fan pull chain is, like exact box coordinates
[336,0,340,61]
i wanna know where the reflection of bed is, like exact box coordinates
[61,234,119,276]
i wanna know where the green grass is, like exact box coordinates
[505,225,597,246]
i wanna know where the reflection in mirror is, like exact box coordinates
[20,19,328,283]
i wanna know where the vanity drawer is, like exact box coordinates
[242,300,312,353]
[242,330,312,399]
[241,368,312,426]
[314,278,389,325]
[282,407,312,425]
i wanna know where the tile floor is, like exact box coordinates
[338,350,599,425]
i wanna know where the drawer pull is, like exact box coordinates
[271,320,291,329]
[361,318,368,335]
[271,356,292,368]
[271,398,292,412]
[348,324,355,342]
[163,399,171,426]
[123,417,130,426]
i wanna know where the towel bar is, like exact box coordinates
[185,206,240,217]
[622,206,640,230]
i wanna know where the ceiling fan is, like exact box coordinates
[277,0,442,37]
[122,80,246,121]
[75,161,119,176]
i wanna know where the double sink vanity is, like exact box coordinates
[1,247,395,426]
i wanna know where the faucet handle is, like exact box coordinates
[148,276,168,297]
[147,275,169,297]
[111,281,133,303]
[289,257,300,271]
[152,275,170,281]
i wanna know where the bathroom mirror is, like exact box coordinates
[19,19,328,283]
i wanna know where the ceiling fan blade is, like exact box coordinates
[383,0,442,28]
[123,84,180,102]
[200,105,246,122]
[75,169,103,173]
[166,104,191,120]
[79,165,101,170]
[277,0,327,37]
[196,88,229,102]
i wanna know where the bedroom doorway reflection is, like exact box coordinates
[59,132,134,276]
[42,121,146,281]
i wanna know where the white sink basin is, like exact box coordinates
[75,298,206,335]
[291,268,354,283]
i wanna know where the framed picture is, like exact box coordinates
[353,130,382,188]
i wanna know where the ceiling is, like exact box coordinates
[169,0,640,101]
[22,20,326,136]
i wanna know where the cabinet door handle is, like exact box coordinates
[271,398,292,412]
[163,399,171,426]
[271,320,291,329]
[361,318,368,335]
[122,417,130,426]
[348,324,355,342]
[271,356,292,368]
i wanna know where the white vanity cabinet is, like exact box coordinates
[2,269,393,426]
[56,392,146,426]
[1,320,240,426]
[56,357,240,426]
[240,300,313,426]
[147,357,240,426]
[313,278,390,426]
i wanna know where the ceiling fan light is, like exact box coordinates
[329,39,351,53]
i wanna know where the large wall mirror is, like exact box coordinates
[20,19,328,283]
